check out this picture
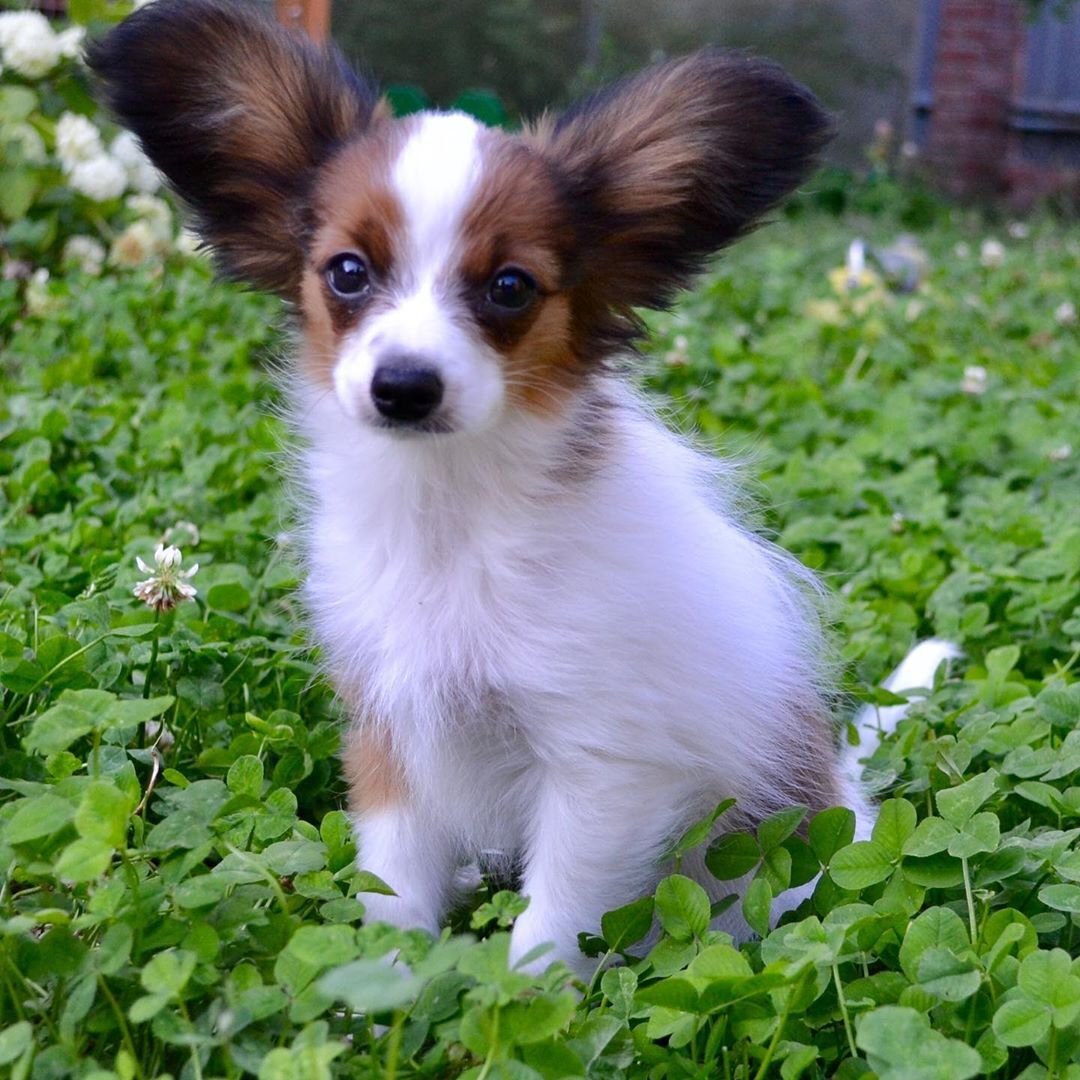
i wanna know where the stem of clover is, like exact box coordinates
[140,611,162,747]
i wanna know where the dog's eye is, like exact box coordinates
[326,253,370,298]
[487,268,537,311]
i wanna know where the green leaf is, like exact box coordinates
[1038,884,1080,913]
[3,793,75,844]
[0,86,37,123]
[600,896,654,951]
[668,798,734,858]
[635,977,700,1013]
[947,811,999,858]
[140,950,196,998]
[829,840,894,889]
[757,804,807,852]
[936,771,998,828]
[902,816,957,858]
[227,755,264,798]
[742,876,772,939]
[857,1006,981,1080]
[808,806,856,865]
[0,1021,32,1066]
[916,947,982,1001]
[654,875,710,941]
[899,907,970,982]
[74,782,133,850]
[317,959,421,1012]
[501,991,577,1045]
[704,832,760,880]
[55,837,113,882]
[993,998,1051,1047]
[871,799,917,858]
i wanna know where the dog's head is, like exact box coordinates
[90,0,830,436]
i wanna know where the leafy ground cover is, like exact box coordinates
[1,199,1078,1079]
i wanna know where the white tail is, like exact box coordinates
[846,638,961,770]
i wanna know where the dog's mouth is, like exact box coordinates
[370,414,457,437]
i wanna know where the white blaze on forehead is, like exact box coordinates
[392,112,483,287]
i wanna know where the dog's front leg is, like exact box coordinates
[344,727,455,933]
[510,767,692,977]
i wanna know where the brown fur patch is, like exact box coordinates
[341,725,408,816]
[525,49,832,358]
[459,132,582,415]
[299,121,414,385]
[88,0,379,296]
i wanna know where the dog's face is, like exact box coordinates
[90,0,830,437]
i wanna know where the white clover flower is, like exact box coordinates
[980,238,1005,268]
[69,153,127,202]
[126,193,173,243]
[111,131,161,193]
[1048,444,1072,462]
[1006,221,1029,240]
[953,242,970,259]
[110,220,161,267]
[24,267,53,316]
[133,544,198,612]
[1055,301,1076,327]
[0,11,62,79]
[56,112,104,169]
[4,121,47,165]
[56,25,85,60]
[62,235,106,276]
[175,228,204,258]
[961,364,988,396]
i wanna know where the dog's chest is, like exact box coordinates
[305,481,563,728]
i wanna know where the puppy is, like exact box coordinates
[90,1,954,975]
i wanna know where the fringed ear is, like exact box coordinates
[87,0,380,296]
[529,49,832,354]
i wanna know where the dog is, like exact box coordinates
[90,1,956,976]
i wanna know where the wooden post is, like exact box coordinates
[276,0,330,43]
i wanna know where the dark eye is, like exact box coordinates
[487,268,537,311]
[325,253,370,298]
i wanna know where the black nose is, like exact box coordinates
[370,363,444,423]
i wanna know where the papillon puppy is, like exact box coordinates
[91,1,956,975]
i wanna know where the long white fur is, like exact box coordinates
[294,115,957,975]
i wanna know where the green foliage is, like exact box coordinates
[1,199,1078,1077]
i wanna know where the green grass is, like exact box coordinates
[1,200,1078,1079]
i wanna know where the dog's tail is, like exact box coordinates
[845,639,961,770]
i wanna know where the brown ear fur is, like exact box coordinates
[87,0,379,296]
[528,50,832,356]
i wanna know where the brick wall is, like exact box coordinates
[925,0,1023,196]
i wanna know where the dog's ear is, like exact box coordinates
[530,50,831,350]
[88,0,379,296]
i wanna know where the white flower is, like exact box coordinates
[980,238,1005,268]
[111,131,160,193]
[0,11,61,79]
[175,228,203,258]
[69,154,127,202]
[56,25,85,60]
[1055,301,1076,327]
[1006,221,1029,240]
[126,193,172,243]
[24,267,54,316]
[953,242,970,259]
[133,543,198,612]
[62,235,106,276]
[1048,444,1072,462]
[961,364,988,396]
[110,220,162,267]
[56,112,104,169]
[3,121,47,165]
